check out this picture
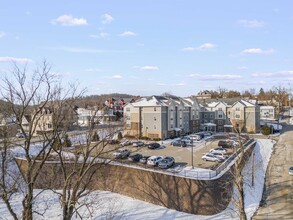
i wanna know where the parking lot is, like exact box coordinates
[85,134,239,171]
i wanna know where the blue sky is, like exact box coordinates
[0,0,293,97]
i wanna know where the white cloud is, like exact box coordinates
[89,32,110,39]
[51,15,88,26]
[238,19,265,28]
[182,43,216,52]
[237,66,248,70]
[85,68,101,72]
[252,70,293,78]
[189,73,241,81]
[119,31,137,37]
[140,66,159,71]
[197,43,216,50]
[101,14,114,24]
[0,32,5,38]
[241,48,275,55]
[0,56,33,63]
[45,47,128,53]
[181,47,196,52]
[110,75,122,79]
[156,83,166,86]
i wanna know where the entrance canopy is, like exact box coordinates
[203,123,216,127]
[174,128,181,131]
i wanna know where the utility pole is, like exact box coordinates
[252,150,255,187]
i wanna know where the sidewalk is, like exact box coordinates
[253,130,293,219]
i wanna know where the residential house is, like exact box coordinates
[260,106,275,120]
[33,101,78,134]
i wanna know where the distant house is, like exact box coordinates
[77,107,116,127]
[260,106,275,120]
[33,101,78,134]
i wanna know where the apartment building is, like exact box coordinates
[124,96,260,139]
[124,96,201,139]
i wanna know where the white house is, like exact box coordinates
[260,106,275,120]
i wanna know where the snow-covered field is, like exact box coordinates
[0,139,274,220]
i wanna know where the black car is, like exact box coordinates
[128,154,143,162]
[148,143,161,149]
[171,140,187,147]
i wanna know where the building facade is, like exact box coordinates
[124,96,260,139]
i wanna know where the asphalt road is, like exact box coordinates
[253,120,293,219]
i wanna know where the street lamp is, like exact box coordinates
[191,140,194,169]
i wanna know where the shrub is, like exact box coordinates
[63,134,72,148]
[261,125,271,135]
[117,131,123,140]
[140,136,150,140]
[92,131,100,142]
[153,138,161,141]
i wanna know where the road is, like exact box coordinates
[253,119,293,219]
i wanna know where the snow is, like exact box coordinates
[260,121,282,130]
[0,139,274,220]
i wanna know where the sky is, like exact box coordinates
[0,0,293,97]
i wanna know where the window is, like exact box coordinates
[154,117,156,121]
[210,114,213,118]
[218,108,222,111]
[170,118,173,120]
[236,114,240,119]
[47,124,52,129]
[126,124,131,128]
[236,107,240,111]
[218,120,222,125]
[126,108,130,112]
[228,111,231,115]
[171,124,173,128]
[204,114,207,118]
[218,114,223,119]
[219,127,223,131]
[154,107,156,111]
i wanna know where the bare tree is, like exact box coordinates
[49,109,122,220]
[0,60,81,219]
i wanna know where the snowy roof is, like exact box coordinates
[260,106,274,109]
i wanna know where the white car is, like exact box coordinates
[202,153,222,162]
[210,148,227,154]
[120,140,132,147]
[147,156,163,166]
[189,134,201,141]
[211,152,227,160]
[181,138,193,145]
[132,141,144,147]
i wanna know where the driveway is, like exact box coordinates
[253,123,293,219]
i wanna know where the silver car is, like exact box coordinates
[289,166,293,175]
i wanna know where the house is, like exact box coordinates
[77,107,116,127]
[33,101,78,134]
[260,106,275,120]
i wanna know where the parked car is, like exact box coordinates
[289,166,293,175]
[148,143,161,149]
[113,149,130,159]
[139,156,150,164]
[181,137,193,145]
[171,140,187,147]
[218,140,231,148]
[108,139,119,145]
[210,148,227,154]
[189,134,201,141]
[210,152,227,160]
[128,154,143,162]
[120,140,132,147]
[132,141,144,147]
[202,153,223,162]
[158,156,175,169]
[147,156,163,166]
[16,132,25,138]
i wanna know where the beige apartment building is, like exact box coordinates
[124,96,260,139]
